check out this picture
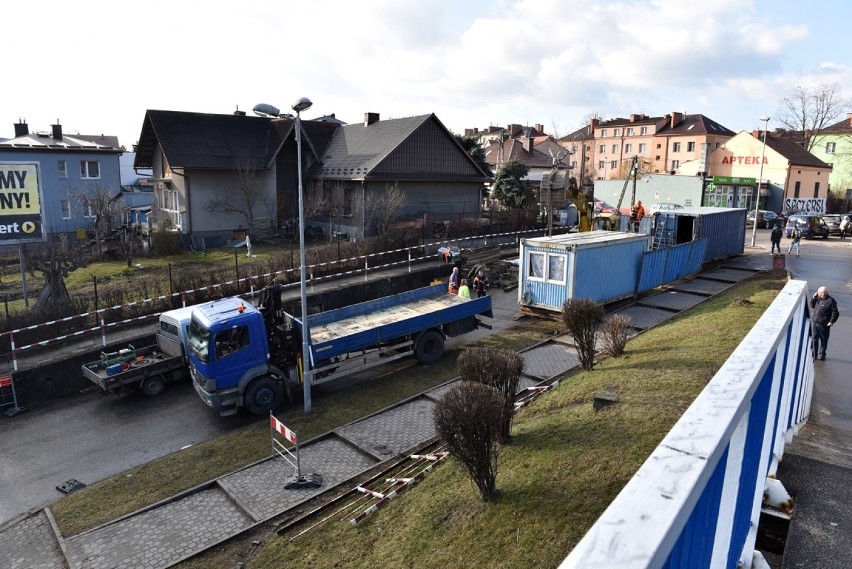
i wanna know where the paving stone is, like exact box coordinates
[521,343,581,380]
[673,278,733,295]
[640,290,707,311]
[700,267,758,282]
[219,437,378,521]
[66,488,252,569]
[426,380,461,401]
[0,510,65,569]
[338,398,438,459]
[609,305,677,330]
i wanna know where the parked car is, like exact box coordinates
[822,214,842,236]
[746,210,780,228]
[785,214,829,239]
[649,203,684,214]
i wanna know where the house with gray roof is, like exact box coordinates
[133,109,490,246]
[0,120,123,241]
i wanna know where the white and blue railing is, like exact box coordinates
[560,279,814,569]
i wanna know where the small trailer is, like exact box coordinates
[81,306,195,397]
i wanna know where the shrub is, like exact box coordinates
[600,314,633,357]
[561,298,605,370]
[434,381,504,502]
[457,347,524,443]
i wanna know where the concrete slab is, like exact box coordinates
[700,267,759,282]
[520,343,581,380]
[673,278,734,295]
[66,488,252,569]
[0,510,65,569]
[219,437,378,522]
[640,290,707,311]
[608,305,678,330]
[337,398,438,459]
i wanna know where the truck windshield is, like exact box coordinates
[188,319,211,363]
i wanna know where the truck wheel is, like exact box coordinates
[415,330,445,364]
[245,377,284,415]
[141,374,166,397]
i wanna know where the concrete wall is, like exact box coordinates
[594,175,704,212]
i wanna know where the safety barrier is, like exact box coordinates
[0,229,534,371]
[560,279,814,569]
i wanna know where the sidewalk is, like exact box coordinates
[0,247,821,569]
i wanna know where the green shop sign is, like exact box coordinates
[712,176,757,185]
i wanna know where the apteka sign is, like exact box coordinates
[0,163,45,243]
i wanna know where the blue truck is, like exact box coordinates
[189,283,494,416]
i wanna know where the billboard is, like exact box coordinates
[0,162,45,244]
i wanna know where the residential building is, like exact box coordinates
[133,110,490,246]
[0,120,123,239]
[808,112,852,208]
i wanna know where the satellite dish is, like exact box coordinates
[252,103,281,118]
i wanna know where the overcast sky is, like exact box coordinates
[4,0,850,149]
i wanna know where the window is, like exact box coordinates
[640,127,648,135]
[671,160,680,170]
[613,128,621,136]
[687,142,695,152]
[826,142,836,153]
[214,325,250,359]
[60,199,71,219]
[80,160,100,179]
[598,160,605,170]
[600,129,608,137]
[672,142,682,152]
[527,251,566,284]
[794,181,801,198]
[610,160,617,170]
[626,127,634,136]
[84,204,96,218]
[639,143,646,153]
[814,182,820,198]
[625,144,633,153]
[656,143,661,149]
[611,144,618,153]
[599,144,605,153]
[343,188,352,216]
[58,160,67,179]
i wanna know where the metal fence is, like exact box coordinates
[560,279,814,569]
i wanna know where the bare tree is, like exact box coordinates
[67,183,124,259]
[776,83,851,151]
[366,182,406,247]
[434,381,504,502]
[205,159,273,239]
[25,239,88,315]
[457,347,524,443]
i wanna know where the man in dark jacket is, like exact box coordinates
[810,286,840,360]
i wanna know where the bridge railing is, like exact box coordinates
[560,279,814,569]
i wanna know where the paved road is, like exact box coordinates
[0,282,520,528]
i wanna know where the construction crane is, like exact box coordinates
[593,156,640,231]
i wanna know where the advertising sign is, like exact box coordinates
[0,163,45,243]
[783,197,826,215]
[712,176,757,186]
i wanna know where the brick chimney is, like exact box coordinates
[588,118,599,135]
[670,112,683,129]
[507,123,522,137]
[534,123,544,134]
[51,122,63,140]
[13,120,29,137]
[629,113,647,123]
[364,112,380,126]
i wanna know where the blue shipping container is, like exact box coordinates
[518,231,650,312]
[652,207,746,262]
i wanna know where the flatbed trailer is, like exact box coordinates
[82,345,188,397]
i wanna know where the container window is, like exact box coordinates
[527,251,566,284]
[528,252,545,279]
[548,254,566,283]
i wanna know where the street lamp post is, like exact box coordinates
[293,96,313,413]
[751,115,770,247]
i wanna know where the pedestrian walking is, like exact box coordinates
[473,269,490,298]
[787,225,802,256]
[840,215,850,239]
[458,279,471,300]
[810,286,839,360]
[448,267,460,295]
[770,224,783,254]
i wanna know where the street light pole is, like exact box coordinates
[751,116,770,247]
[293,96,313,413]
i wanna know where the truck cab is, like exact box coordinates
[188,297,292,416]
[157,305,195,361]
